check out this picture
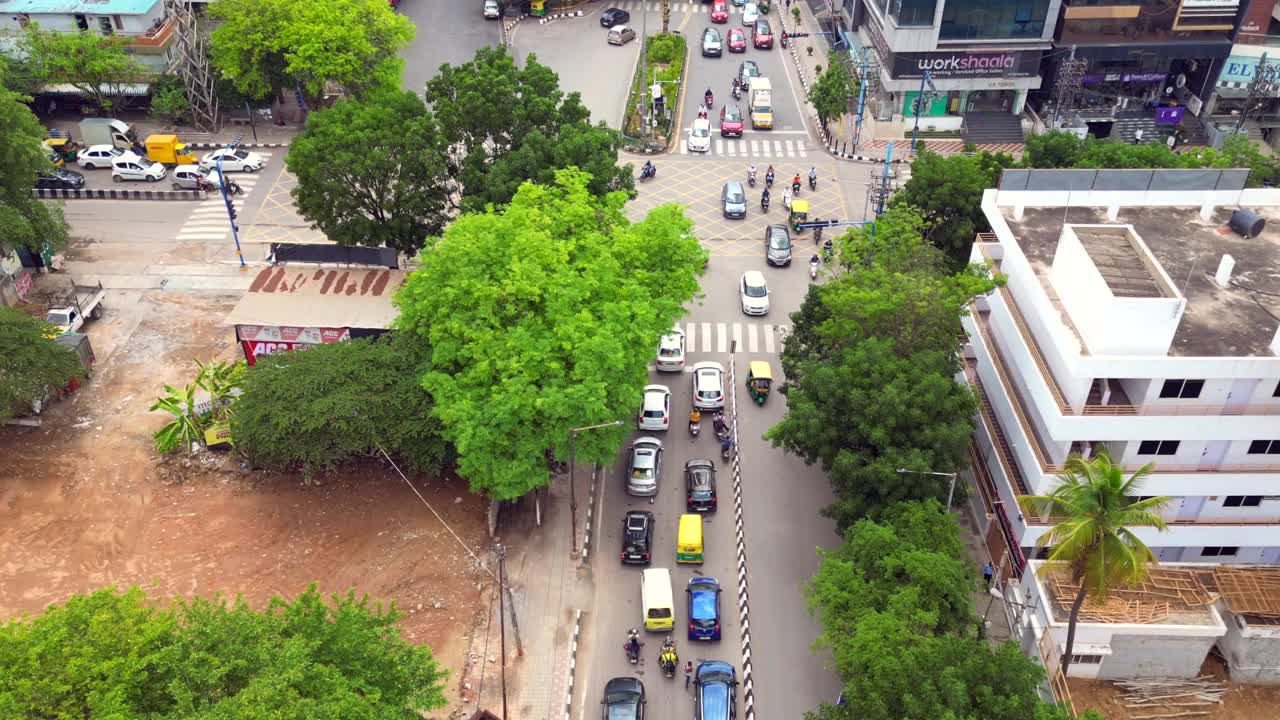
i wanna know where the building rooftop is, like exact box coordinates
[1002,205,1280,357]
[222,267,405,330]
[4,0,161,15]
[1040,564,1219,626]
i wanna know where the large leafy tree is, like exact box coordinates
[20,25,145,114]
[0,307,86,422]
[892,149,1013,264]
[767,207,996,528]
[231,334,453,476]
[1018,452,1171,676]
[396,169,705,499]
[0,67,70,255]
[1026,130,1279,185]
[209,0,413,102]
[425,47,634,212]
[286,90,452,255]
[808,51,857,132]
[0,584,447,718]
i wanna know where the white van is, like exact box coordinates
[641,567,674,632]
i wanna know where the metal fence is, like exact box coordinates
[998,168,1251,193]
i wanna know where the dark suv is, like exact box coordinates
[685,459,717,512]
[621,510,655,564]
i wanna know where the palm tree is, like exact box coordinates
[1017,451,1171,676]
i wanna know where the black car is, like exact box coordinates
[600,7,630,27]
[685,459,717,512]
[602,676,645,720]
[35,168,85,190]
[621,510,655,564]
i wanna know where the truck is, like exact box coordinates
[7,333,95,425]
[45,281,106,334]
[749,77,773,129]
[78,118,141,152]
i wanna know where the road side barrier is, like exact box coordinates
[34,188,205,201]
[727,349,756,720]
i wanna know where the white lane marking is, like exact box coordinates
[732,323,742,352]
[764,325,775,354]
[748,323,758,353]
[798,143,808,158]
[686,322,696,353]
[750,140,760,155]
[176,231,229,240]
[716,323,728,353]
[702,322,713,353]
[775,140,785,157]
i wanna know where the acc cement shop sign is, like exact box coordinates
[892,49,1041,80]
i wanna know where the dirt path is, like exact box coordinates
[0,285,490,717]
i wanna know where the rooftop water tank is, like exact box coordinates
[1229,208,1266,238]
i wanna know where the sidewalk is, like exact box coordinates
[42,109,300,148]
[458,468,592,720]
[956,507,1013,646]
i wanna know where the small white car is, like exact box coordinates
[691,361,726,410]
[200,147,265,173]
[77,144,127,170]
[687,117,712,153]
[740,270,770,315]
[111,153,166,182]
[484,0,501,18]
[637,384,672,431]
[656,327,686,372]
[742,2,759,25]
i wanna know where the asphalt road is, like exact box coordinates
[400,0,503,93]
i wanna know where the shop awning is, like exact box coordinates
[41,82,153,97]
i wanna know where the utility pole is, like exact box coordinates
[1050,45,1087,130]
[851,49,873,156]
[662,0,669,33]
[909,70,934,155]
[497,544,508,720]
[1237,53,1279,132]
[500,546,523,656]
[876,141,894,216]
[641,3,650,137]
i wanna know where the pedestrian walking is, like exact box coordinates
[1167,133,1176,151]
[982,562,995,588]
[684,661,694,689]
[1133,128,1144,145]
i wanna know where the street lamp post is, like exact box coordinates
[896,467,959,510]
[569,420,625,556]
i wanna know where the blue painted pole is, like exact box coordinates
[877,141,893,216]
[216,150,246,269]
[851,50,869,156]
[910,71,928,156]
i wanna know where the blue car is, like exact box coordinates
[687,577,722,641]
[694,661,737,720]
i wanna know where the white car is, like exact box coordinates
[637,384,672,431]
[656,326,686,372]
[77,144,127,170]
[687,118,712,153]
[484,0,501,17]
[200,147,265,173]
[740,270,770,315]
[111,153,166,182]
[742,2,759,25]
[691,361,725,410]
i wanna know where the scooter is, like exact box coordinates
[792,179,802,195]
[809,258,819,280]
[732,83,742,101]
[761,194,770,212]
[748,171,756,188]
[809,174,817,191]
[712,412,728,439]
[689,418,701,438]
[705,91,714,109]
[659,641,679,678]
[625,630,643,665]
[639,164,656,183]
[720,437,734,463]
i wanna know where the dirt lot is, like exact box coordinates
[1068,655,1280,719]
[0,285,491,718]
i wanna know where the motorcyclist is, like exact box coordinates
[690,409,702,427]
[782,186,793,211]
[705,87,714,107]
[808,166,818,190]
[748,163,757,185]
[660,637,678,673]
[712,411,727,436]
[720,435,734,457]
[641,160,655,180]
[761,187,771,211]
[823,237,834,260]
[697,105,709,119]
[627,630,641,660]
[810,253,821,266]
[791,173,802,193]
[765,165,775,187]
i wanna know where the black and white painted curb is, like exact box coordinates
[34,187,204,201]
[825,146,911,163]
[563,608,583,720]
[581,464,600,562]
[186,142,290,150]
[538,9,584,22]
[726,353,756,720]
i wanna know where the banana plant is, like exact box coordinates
[150,381,204,454]
[195,358,245,423]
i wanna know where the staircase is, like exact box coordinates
[1113,109,1208,146]
[961,111,1025,145]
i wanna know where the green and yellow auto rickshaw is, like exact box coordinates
[746,361,772,405]
[789,199,809,233]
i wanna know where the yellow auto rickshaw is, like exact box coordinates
[145,134,196,165]
[747,361,772,405]
[789,199,809,233]
[43,136,80,165]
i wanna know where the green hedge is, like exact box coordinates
[623,33,687,143]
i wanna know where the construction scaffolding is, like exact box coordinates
[165,0,219,132]
[1210,566,1280,620]
[1045,566,1217,624]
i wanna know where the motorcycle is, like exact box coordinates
[712,412,728,439]
[748,171,757,188]
[689,417,701,438]
[761,194,770,212]
[639,164,656,183]
[809,173,817,191]
[705,91,714,109]
[809,258,819,280]
[625,630,643,665]
[791,179,801,195]
[659,640,679,678]
[732,83,742,101]
[720,437,734,463]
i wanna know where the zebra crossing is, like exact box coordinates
[614,0,758,13]
[682,136,810,158]
[685,320,789,356]
[174,154,270,243]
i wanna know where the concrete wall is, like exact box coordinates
[1098,633,1219,679]
[1218,610,1280,683]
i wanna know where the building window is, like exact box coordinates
[97,16,113,34]
[1070,654,1104,665]
[1223,496,1263,507]
[1137,440,1179,456]
[1160,379,1204,399]
[113,14,124,30]
[1202,546,1239,557]
[74,14,89,30]
[938,0,1050,40]
[1248,440,1280,455]
[888,0,937,26]
[1273,380,1280,398]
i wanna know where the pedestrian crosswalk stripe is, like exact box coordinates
[732,323,742,352]
[716,323,728,353]
[773,140,783,156]
[678,137,812,159]
[687,322,696,352]
[701,322,712,353]
[764,325,776,353]
[747,324,758,352]
[679,321,789,355]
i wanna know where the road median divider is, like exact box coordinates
[34,188,206,201]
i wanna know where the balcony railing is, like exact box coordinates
[122,15,176,48]
[1033,514,1280,527]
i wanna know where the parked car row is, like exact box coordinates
[603,662,738,720]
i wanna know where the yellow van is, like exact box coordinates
[641,568,674,632]
[677,513,704,564]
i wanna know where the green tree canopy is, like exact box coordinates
[1025,130,1279,185]
[767,206,996,527]
[808,51,857,132]
[0,70,70,256]
[396,169,706,499]
[891,149,1013,264]
[0,306,86,422]
[231,334,453,476]
[20,24,145,114]
[209,0,413,101]
[0,584,446,719]
[286,90,452,255]
[424,47,634,212]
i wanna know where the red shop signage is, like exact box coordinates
[241,340,311,366]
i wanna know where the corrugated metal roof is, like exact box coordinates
[222,267,405,330]
[6,0,161,15]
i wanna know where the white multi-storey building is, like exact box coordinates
[961,169,1280,575]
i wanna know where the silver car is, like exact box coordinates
[702,27,723,57]
[627,437,664,497]
[765,224,792,266]
[721,181,746,219]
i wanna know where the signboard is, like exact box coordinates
[1083,71,1167,85]
[891,49,1041,80]
[241,339,313,366]
[1154,106,1186,125]
[1238,0,1275,43]
[236,325,351,345]
[204,422,232,448]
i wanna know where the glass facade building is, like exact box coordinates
[938,0,1052,40]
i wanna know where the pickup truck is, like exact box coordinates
[46,281,106,334]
